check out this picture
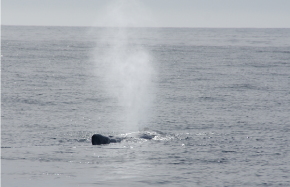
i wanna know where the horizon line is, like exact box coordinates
[2,24,290,29]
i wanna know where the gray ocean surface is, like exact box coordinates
[1,26,290,187]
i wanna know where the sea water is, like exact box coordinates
[1,26,290,186]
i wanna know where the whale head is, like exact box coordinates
[92,134,111,145]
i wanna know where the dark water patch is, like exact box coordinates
[198,96,215,101]
[3,96,57,107]
[58,138,90,144]
[272,50,290,54]
[227,83,261,91]
[221,150,237,153]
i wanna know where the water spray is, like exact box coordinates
[93,0,156,131]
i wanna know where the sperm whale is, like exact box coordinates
[91,133,156,145]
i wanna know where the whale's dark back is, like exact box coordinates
[92,134,110,145]
[91,132,155,145]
